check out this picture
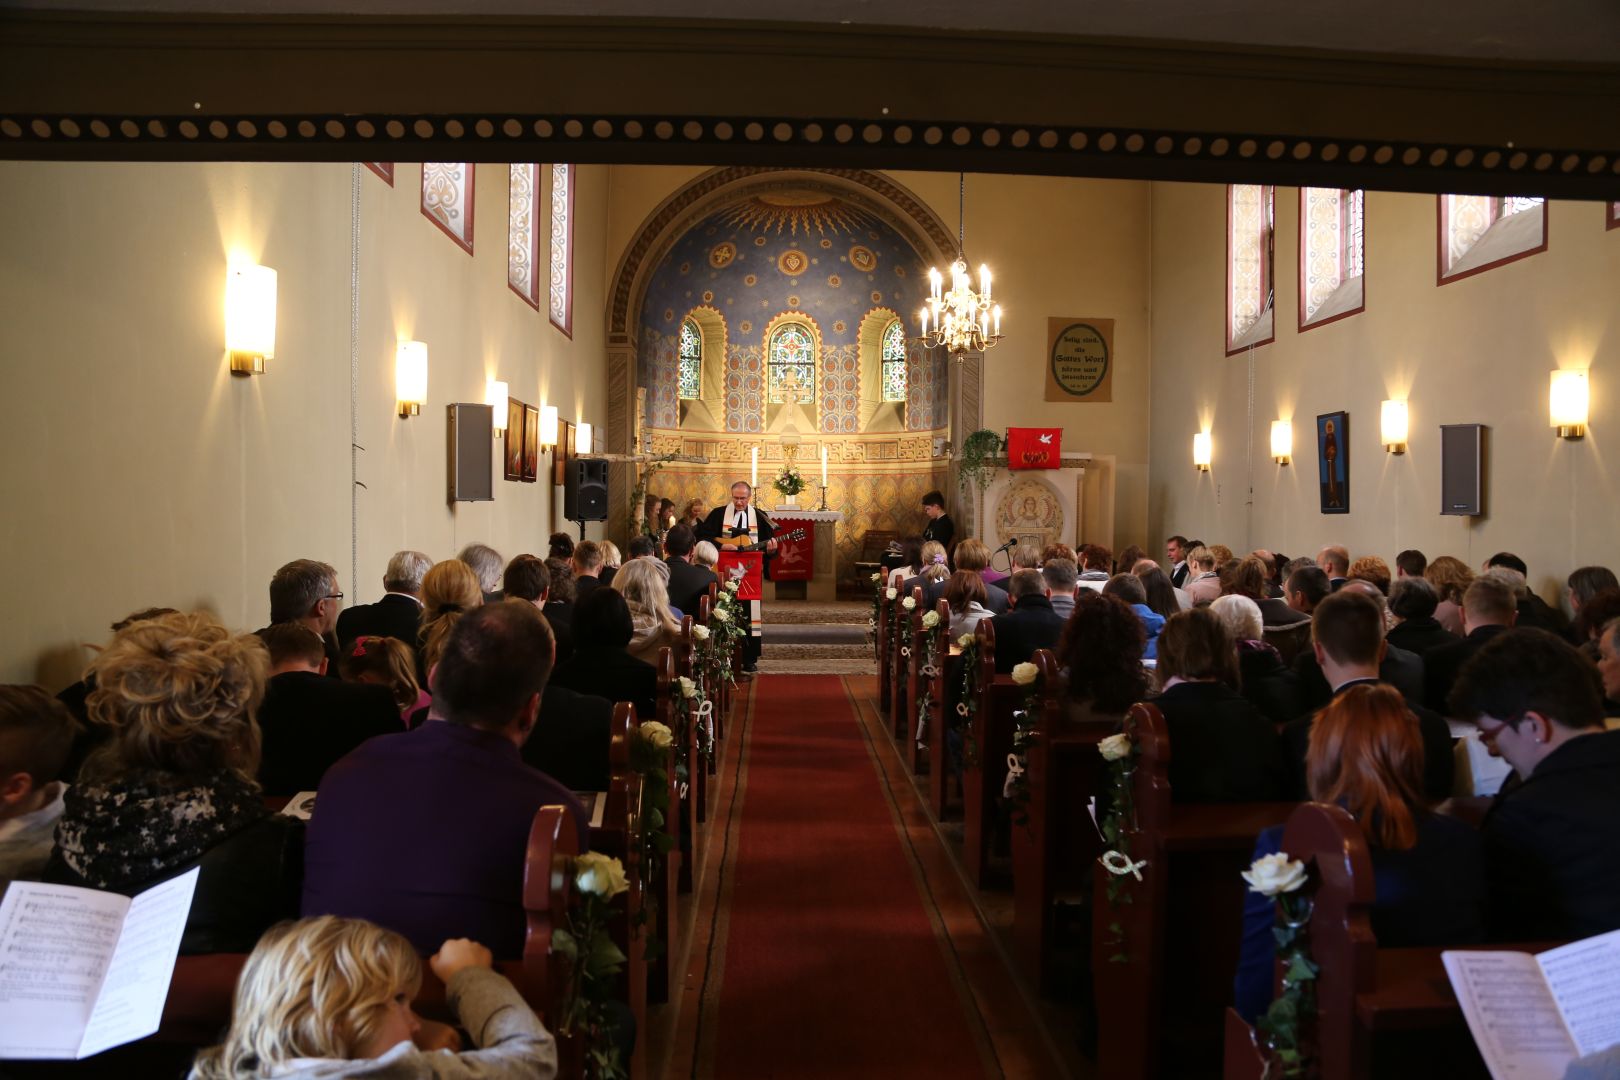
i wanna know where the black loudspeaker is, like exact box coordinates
[447,403,493,503]
[565,457,609,521]
[1439,424,1485,516]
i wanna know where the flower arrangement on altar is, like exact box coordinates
[773,462,807,498]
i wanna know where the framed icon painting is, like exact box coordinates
[504,398,525,482]
[1317,411,1350,514]
[521,403,540,482]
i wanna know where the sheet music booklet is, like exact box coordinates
[0,867,199,1059]
[1444,928,1620,1080]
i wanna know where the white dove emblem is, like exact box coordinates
[1038,433,1053,445]
[727,564,747,582]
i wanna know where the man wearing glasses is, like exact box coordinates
[267,558,347,678]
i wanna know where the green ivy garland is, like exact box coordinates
[956,428,1005,494]
[952,636,982,768]
[626,727,675,963]
[1095,717,1143,963]
[1252,876,1318,1077]
[914,611,943,748]
[1003,670,1041,828]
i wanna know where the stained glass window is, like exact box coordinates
[1441,193,1546,281]
[678,319,702,400]
[768,323,815,404]
[507,164,540,309]
[548,163,573,335]
[881,319,908,402]
[1227,184,1275,352]
[421,163,474,254]
[1300,188,1365,327]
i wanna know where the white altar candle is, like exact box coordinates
[821,444,828,486]
[751,446,758,490]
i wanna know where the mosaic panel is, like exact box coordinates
[906,342,941,431]
[644,326,680,428]
[820,343,859,434]
[725,344,763,433]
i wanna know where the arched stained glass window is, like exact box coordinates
[678,319,701,400]
[768,322,815,404]
[881,319,908,402]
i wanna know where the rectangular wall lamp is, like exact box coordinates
[1193,432,1212,471]
[1381,399,1409,454]
[225,263,277,376]
[1551,370,1589,439]
[575,421,593,456]
[1270,420,1292,465]
[395,341,428,418]
[486,380,509,438]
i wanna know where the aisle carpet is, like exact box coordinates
[705,675,991,1078]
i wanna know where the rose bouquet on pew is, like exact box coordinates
[629,722,676,961]
[1241,852,1317,1078]
[1096,716,1145,962]
[554,852,633,1080]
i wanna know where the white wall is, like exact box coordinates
[1148,183,1620,601]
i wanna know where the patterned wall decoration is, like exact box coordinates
[507,163,540,309]
[821,343,859,433]
[421,162,474,254]
[644,326,680,428]
[549,163,574,334]
[906,340,944,431]
[724,344,763,433]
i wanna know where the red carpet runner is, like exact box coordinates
[709,675,989,1078]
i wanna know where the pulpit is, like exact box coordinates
[763,509,844,602]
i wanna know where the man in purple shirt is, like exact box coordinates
[302,600,589,959]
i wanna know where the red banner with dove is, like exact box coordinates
[1006,427,1062,470]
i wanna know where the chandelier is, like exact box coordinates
[918,174,1003,360]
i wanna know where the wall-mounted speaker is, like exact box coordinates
[1439,423,1485,516]
[447,403,494,503]
[565,457,609,522]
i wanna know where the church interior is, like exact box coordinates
[2,4,1619,1078]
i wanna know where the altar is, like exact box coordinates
[762,508,844,603]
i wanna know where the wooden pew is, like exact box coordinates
[596,704,651,1049]
[672,614,710,823]
[1091,701,1297,1079]
[928,629,961,821]
[1010,648,1120,992]
[877,581,892,711]
[961,618,1021,888]
[904,597,947,775]
[696,591,727,743]
[657,645,698,895]
[888,586,922,741]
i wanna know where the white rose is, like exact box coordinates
[677,675,698,699]
[575,852,630,899]
[638,720,674,750]
[1011,662,1039,686]
[692,624,710,642]
[1098,733,1132,761]
[957,633,975,649]
[902,597,916,611]
[712,608,730,623]
[921,611,940,629]
[871,572,882,584]
[725,580,740,593]
[886,588,898,600]
[1241,853,1308,897]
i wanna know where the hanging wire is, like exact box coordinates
[957,172,966,257]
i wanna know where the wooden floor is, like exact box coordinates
[645,674,1088,1079]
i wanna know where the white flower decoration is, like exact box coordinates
[638,721,674,750]
[1011,662,1039,686]
[724,580,740,593]
[886,588,898,601]
[871,572,883,584]
[575,852,630,899]
[901,597,917,611]
[921,611,940,629]
[692,624,710,641]
[677,675,698,699]
[957,633,975,649]
[712,608,730,623]
[1098,733,1132,761]
[1241,853,1308,897]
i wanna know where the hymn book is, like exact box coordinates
[0,867,198,1059]
[1444,930,1620,1080]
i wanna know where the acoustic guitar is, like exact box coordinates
[715,527,808,551]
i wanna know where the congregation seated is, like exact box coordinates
[943,569,993,639]
[1283,563,1329,619]
[335,548,430,653]
[1042,542,1079,568]
[46,611,302,953]
[54,606,179,780]
[903,539,951,604]
[1101,572,1163,659]
[1567,565,1620,646]
[887,536,924,591]
[1210,594,1301,725]
[692,539,720,573]
[1316,544,1350,591]
[1148,608,1288,802]
[1057,591,1148,726]
[1231,555,1307,628]
[542,556,576,640]
[1423,554,1473,636]
[1076,544,1111,591]
[950,538,1009,613]
[1448,629,1620,941]
[599,540,622,585]
[190,915,557,1079]
[1570,586,1620,663]
[505,553,573,665]
[1485,551,1569,636]
[1182,545,1221,605]
[1281,590,1455,800]
[664,524,720,616]
[303,602,588,960]
[1384,576,1461,657]
[988,569,1066,674]
[418,559,484,677]
[457,541,506,604]
[265,558,346,676]
[521,679,613,794]
[1348,554,1392,595]
[550,588,660,727]
[615,557,680,665]
[340,635,430,721]
[1233,683,1486,1021]
[256,623,402,797]
[1133,559,1189,616]
[571,539,609,601]
[547,530,575,561]
[0,685,78,887]
[627,535,658,560]
[1043,557,1080,620]
[1293,580,1424,709]
[1422,574,1516,713]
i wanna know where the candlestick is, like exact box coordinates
[820,443,828,487]
[993,304,1002,337]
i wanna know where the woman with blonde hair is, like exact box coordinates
[599,540,623,586]
[613,556,681,664]
[418,560,483,677]
[1423,555,1474,635]
[1233,684,1484,1020]
[339,636,426,721]
[46,611,300,953]
[191,916,556,1079]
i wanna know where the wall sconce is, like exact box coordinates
[486,380,509,438]
[395,341,428,418]
[1270,420,1292,465]
[539,405,559,450]
[1381,399,1409,454]
[575,421,593,456]
[225,263,276,376]
[1550,370,1589,439]
[1193,432,1212,471]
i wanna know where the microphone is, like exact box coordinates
[994,538,1017,554]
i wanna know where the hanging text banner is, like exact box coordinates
[1045,317,1114,403]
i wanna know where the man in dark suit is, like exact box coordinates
[988,570,1066,674]
[1166,535,1191,589]
[522,683,613,793]
[254,623,403,796]
[1317,544,1350,592]
[503,554,573,665]
[336,549,430,652]
[458,542,505,604]
[920,489,954,554]
[1386,576,1462,658]
[1281,590,1454,801]
[303,603,588,960]
[571,540,610,604]
[267,558,346,678]
[1294,580,1425,709]
[695,481,777,671]
[549,588,660,727]
[1424,575,1517,713]
[663,524,718,617]
[1449,628,1620,940]
[1483,555,1570,637]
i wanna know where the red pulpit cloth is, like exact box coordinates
[715,551,765,600]
[768,518,815,582]
[1006,427,1063,469]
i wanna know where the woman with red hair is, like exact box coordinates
[1232,683,1485,1021]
